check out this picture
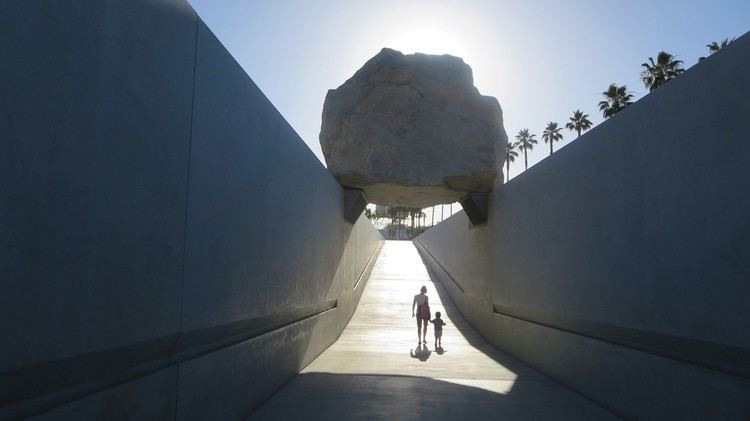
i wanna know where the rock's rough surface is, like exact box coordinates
[320,48,507,208]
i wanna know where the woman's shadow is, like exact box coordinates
[409,344,432,361]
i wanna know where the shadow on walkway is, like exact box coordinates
[247,241,618,420]
[415,249,534,373]
[249,372,615,421]
[410,344,432,362]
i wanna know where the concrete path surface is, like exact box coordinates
[248,241,617,420]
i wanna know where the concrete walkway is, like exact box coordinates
[249,241,617,420]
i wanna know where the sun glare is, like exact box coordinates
[389,27,467,58]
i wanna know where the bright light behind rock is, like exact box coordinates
[389,27,467,57]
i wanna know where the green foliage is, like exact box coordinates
[515,129,537,170]
[504,141,520,182]
[598,84,634,119]
[641,51,684,92]
[707,38,734,54]
[505,36,738,171]
[565,110,592,138]
[541,122,563,154]
[504,142,519,164]
[381,206,426,239]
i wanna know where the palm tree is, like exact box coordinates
[504,142,519,182]
[641,51,684,92]
[407,207,424,236]
[707,38,734,54]
[700,38,735,61]
[542,122,563,155]
[386,206,408,238]
[565,110,592,138]
[515,129,537,170]
[598,84,634,119]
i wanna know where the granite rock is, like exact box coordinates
[320,48,507,207]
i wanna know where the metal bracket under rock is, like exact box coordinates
[343,188,368,223]
[459,192,489,225]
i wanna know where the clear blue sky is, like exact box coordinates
[188,0,748,179]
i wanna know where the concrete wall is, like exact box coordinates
[416,32,750,420]
[0,1,382,419]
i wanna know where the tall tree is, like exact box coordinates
[515,129,537,170]
[407,208,424,235]
[542,122,563,155]
[707,38,734,54]
[386,206,407,238]
[598,84,634,119]
[504,142,519,182]
[565,110,593,138]
[641,51,684,92]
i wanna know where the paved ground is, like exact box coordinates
[248,241,618,420]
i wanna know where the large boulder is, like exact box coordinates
[320,48,507,208]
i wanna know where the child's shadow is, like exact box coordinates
[409,344,432,362]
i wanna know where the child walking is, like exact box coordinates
[430,312,447,348]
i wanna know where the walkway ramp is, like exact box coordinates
[249,241,616,420]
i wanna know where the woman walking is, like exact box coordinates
[412,285,431,344]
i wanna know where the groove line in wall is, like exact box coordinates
[352,242,383,291]
[413,241,465,293]
[414,240,749,379]
[492,304,749,379]
[173,13,203,421]
[0,300,337,420]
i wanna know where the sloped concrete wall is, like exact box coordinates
[0,1,381,419]
[416,32,750,420]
